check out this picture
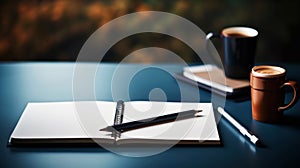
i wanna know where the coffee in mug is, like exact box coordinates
[207,27,258,79]
[250,65,299,123]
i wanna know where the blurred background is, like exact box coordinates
[1,0,300,63]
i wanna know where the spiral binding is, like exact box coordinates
[112,100,124,139]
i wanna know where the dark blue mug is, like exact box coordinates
[206,27,258,79]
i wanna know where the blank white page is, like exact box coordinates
[121,102,219,142]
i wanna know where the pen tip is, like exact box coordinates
[99,126,116,132]
[255,140,265,147]
[99,127,109,132]
[193,110,202,117]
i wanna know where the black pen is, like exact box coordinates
[100,109,202,133]
[217,107,263,147]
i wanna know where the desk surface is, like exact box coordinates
[1,62,300,167]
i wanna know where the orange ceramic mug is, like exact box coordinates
[250,65,299,123]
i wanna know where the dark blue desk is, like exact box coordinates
[1,62,300,167]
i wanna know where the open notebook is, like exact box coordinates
[9,101,220,146]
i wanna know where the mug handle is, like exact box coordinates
[205,32,223,68]
[278,81,299,111]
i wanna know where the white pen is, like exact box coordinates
[217,107,263,147]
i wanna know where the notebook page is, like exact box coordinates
[9,101,116,141]
[120,102,219,142]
